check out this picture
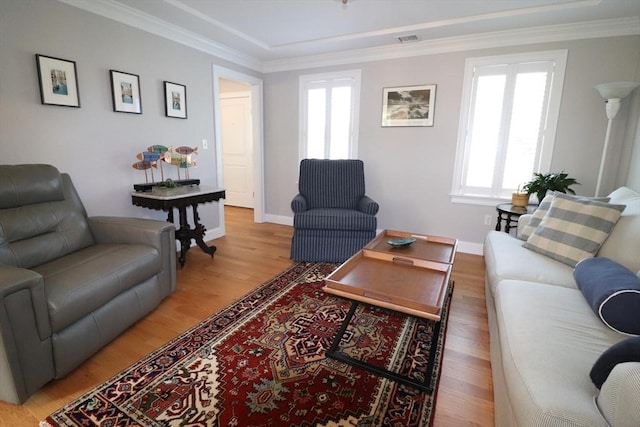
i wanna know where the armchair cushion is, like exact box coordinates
[0,170,94,268]
[298,159,366,209]
[0,164,64,208]
[293,208,377,231]
[34,243,161,333]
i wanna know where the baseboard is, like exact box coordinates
[456,241,483,255]
[262,215,484,256]
[264,213,293,226]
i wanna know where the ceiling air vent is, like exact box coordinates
[397,34,419,43]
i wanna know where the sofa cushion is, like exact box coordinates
[598,187,640,273]
[590,336,640,389]
[523,194,625,267]
[575,257,640,335]
[483,231,576,297]
[494,280,624,426]
[518,193,610,241]
[34,243,161,333]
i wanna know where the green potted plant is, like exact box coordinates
[523,172,579,203]
[152,178,185,196]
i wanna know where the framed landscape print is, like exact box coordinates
[110,70,142,114]
[36,54,80,107]
[381,84,436,127]
[164,81,187,119]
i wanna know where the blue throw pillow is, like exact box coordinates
[590,336,640,389]
[574,257,640,335]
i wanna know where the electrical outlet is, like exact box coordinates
[202,139,208,149]
[484,214,493,226]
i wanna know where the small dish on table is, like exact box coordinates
[387,237,416,247]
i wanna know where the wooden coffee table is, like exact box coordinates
[323,230,457,392]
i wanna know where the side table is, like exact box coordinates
[495,203,536,234]
[131,186,225,267]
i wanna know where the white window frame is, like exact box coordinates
[298,70,361,161]
[451,50,568,205]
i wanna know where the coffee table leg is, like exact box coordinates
[326,301,437,393]
[328,301,358,354]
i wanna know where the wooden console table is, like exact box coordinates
[131,186,225,267]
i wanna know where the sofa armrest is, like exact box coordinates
[291,194,308,213]
[597,362,640,426]
[88,216,177,295]
[0,265,54,404]
[516,214,532,237]
[358,195,379,216]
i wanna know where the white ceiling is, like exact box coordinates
[63,0,640,72]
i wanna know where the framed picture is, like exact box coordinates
[35,54,80,107]
[110,70,142,114]
[381,84,436,127]
[164,81,187,119]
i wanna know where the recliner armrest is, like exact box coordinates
[0,265,54,403]
[89,216,174,249]
[0,266,50,340]
[358,195,379,216]
[291,194,308,213]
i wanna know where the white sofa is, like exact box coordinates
[483,187,640,427]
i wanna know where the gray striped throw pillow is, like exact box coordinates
[518,192,611,241]
[523,193,625,266]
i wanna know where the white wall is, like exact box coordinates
[0,0,258,236]
[2,0,639,251]
[263,36,640,250]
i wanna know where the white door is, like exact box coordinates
[221,93,253,208]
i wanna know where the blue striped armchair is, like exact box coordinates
[291,159,379,262]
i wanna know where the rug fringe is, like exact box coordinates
[39,421,54,427]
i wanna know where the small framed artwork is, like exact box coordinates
[110,70,142,114]
[35,54,80,108]
[164,81,187,119]
[381,84,436,127]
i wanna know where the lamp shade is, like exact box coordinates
[595,82,639,100]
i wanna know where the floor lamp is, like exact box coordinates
[594,81,639,196]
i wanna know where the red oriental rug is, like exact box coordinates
[42,262,452,427]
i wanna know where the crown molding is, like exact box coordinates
[57,0,262,72]
[270,0,601,49]
[56,0,639,75]
[263,17,640,73]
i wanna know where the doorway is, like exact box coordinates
[212,66,265,237]
[220,86,253,208]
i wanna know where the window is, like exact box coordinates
[451,50,567,204]
[299,70,361,160]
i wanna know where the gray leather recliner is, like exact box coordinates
[0,164,176,404]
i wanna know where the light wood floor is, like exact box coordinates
[0,206,493,426]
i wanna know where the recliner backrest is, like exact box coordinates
[0,164,94,268]
[298,159,366,209]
